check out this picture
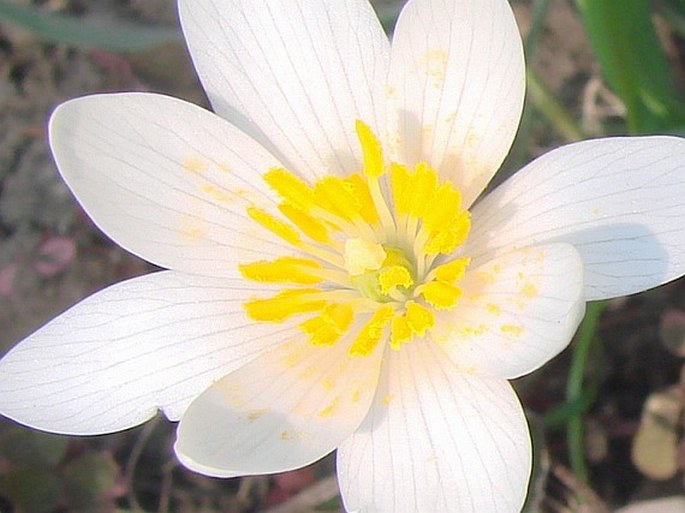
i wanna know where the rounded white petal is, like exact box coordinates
[438,243,585,379]
[50,92,292,278]
[179,0,390,179]
[337,342,531,513]
[175,335,384,477]
[468,136,685,300]
[387,0,525,207]
[0,271,296,434]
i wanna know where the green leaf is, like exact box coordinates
[0,0,181,52]
[575,0,685,133]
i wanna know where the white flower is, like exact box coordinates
[1,0,685,511]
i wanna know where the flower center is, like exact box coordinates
[239,120,471,356]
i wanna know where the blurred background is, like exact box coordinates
[1,0,685,511]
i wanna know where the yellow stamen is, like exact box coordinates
[278,203,330,243]
[407,162,437,219]
[344,174,379,225]
[300,303,354,346]
[390,315,412,349]
[247,207,301,245]
[244,289,325,322]
[419,280,462,309]
[421,182,463,232]
[314,176,363,222]
[238,257,322,285]
[263,167,315,210]
[378,265,413,294]
[431,257,471,282]
[349,305,394,357]
[355,120,384,178]
[405,301,434,336]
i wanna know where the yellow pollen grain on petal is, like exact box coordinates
[405,301,434,337]
[244,288,325,322]
[182,155,209,174]
[486,302,501,315]
[344,238,387,276]
[432,257,471,282]
[317,396,340,418]
[263,167,315,210]
[378,265,413,294]
[355,119,385,178]
[299,303,354,346]
[349,305,394,357]
[247,206,301,245]
[278,203,330,243]
[419,280,462,310]
[500,324,524,337]
[238,257,322,285]
[390,315,412,349]
[520,282,539,299]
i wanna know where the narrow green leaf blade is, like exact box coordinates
[0,0,180,52]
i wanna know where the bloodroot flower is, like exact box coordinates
[2,0,685,511]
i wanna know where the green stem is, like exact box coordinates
[526,70,585,142]
[566,301,605,484]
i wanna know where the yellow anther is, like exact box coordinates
[247,207,301,245]
[344,173,379,225]
[405,301,434,337]
[378,265,413,294]
[263,167,315,210]
[424,211,471,254]
[349,305,394,357]
[432,257,471,282]
[355,120,385,178]
[421,182,463,232]
[390,163,411,215]
[300,303,354,346]
[314,176,360,221]
[344,238,386,276]
[244,289,325,322]
[238,257,322,285]
[278,203,330,243]
[406,163,438,218]
[390,315,412,349]
[419,280,462,309]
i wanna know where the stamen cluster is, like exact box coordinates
[240,121,472,356]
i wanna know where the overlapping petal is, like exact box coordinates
[49,93,295,278]
[179,0,390,179]
[467,136,685,300]
[437,243,585,379]
[0,271,300,434]
[386,0,525,207]
[175,333,384,477]
[337,342,530,513]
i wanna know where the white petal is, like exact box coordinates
[175,335,384,477]
[0,271,296,434]
[50,93,292,278]
[387,0,525,207]
[337,342,531,513]
[468,136,685,300]
[179,0,390,179]
[437,243,585,379]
